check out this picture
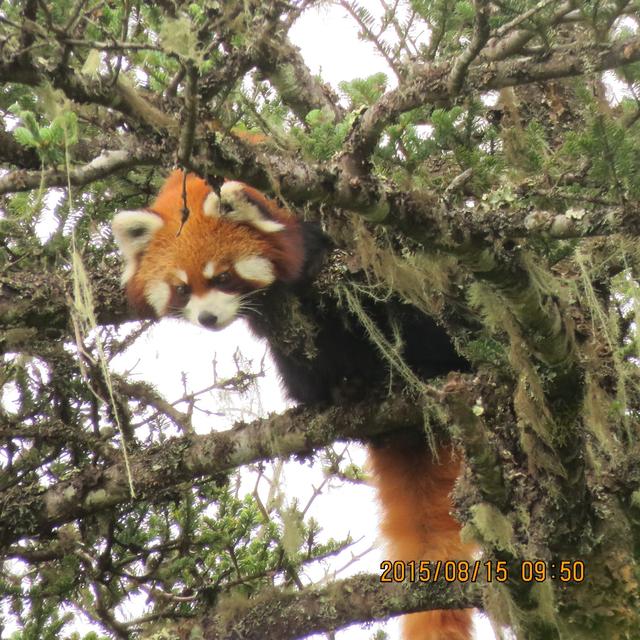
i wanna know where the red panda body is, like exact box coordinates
[112,170,473,639]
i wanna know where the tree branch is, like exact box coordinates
[0,395,427,548]
[0,52,177,132]
[483,0,576,61]
[447,0,491,95]
[0,148,161,195]
[339,0,402,79]
[172,572,481,640]
[257,35,344,123]
[342,35,640,164]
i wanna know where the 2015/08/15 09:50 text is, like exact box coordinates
[379,560,586,583]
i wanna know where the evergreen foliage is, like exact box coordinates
[1,0,640,639]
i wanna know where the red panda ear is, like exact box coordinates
[111,209,164,283]
[218,182,287,233]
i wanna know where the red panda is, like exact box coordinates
[112,169,473,640]
[112,170,305,327]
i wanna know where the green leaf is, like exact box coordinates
[13,127,37,148]
[339,72,388,107]
[22,111,41,139]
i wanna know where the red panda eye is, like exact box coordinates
[175,284,190,297]
[210,271,231,287]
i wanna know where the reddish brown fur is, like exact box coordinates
[369,443,473,639]
[126,171,304,315]
[230,182,305,282]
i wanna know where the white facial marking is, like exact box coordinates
[121,261,137,286]
[252,218,287,233]
[202,261,216,279]
[220,182,285,233]
[112,210,164,283]
[112,210,164,260]
[234,256,275,285]
[203,192,220,218]
[219,181,245,203]
[175,269,189,284]
[144,281,171,315]
[183,291,240,329]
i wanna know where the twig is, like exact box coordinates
[447,0,491,95]
[493,0,557,39]
[177,62,198,168]
[339,0,402,79]
[443,168,474,203]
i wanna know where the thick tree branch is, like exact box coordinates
[257,35,344,122]
[444,375,510,509]
[0,250,127,355]
[482,37,640,89]
[0,148,161,196]
[173,572,481,640]
[0,394,427,548]
[1,136,638,244]
[0,52,177,132]
[491,0,558,41]
[483,0,577,62]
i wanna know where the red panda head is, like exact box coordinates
[111,170,304,329]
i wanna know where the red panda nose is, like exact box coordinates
[198,312,218,328]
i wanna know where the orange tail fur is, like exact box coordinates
[368,439,473,640]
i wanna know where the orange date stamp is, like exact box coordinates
[380,560,585,584]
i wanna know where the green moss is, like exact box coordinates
[470,503,516,554]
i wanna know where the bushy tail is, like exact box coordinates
[368,439,473,640]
